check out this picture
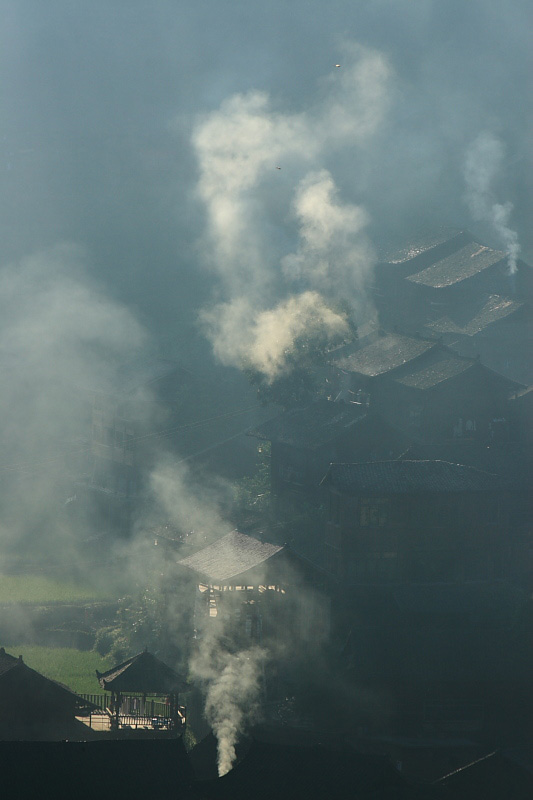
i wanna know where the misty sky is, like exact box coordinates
[1,0,530,339]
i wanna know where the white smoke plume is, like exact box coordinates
[192,43,391,377]
[0,244,146,563]
[200,290,350,382]
[193,91,316,295]
[148,456,234,544]
[190,628,265,776]
[464,132,521,273]
[282,169,375,302]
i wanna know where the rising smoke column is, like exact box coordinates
[0,244,146,565]
[200,290,351,383]
[192,43,391,381]
[282,169,375,303]
[464,132,521,273]
[190,630,266,776]
[185,41,392,772]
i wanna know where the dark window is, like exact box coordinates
[330,493,341,524]
[360,498,389,526]
[351,552,397,581]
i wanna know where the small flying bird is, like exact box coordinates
[275,166,281,170]
[334,64,341,68]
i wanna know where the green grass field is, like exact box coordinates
[0,573,114,605]
[7,645,113,695]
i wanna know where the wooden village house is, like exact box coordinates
[0,738,194,799]
[336,584,532,744]
[422,294,531,379]
[320,460,531,742]
[249,399,409,507]
[331,333,523,444]
[374,229,531,332]
[404,239,529,314]
[373,228,532,385]
[177,530,330,657]
[373,228,475,330]
[321,459,529,586]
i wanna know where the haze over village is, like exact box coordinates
[0,2,531,798]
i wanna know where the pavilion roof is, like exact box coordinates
[96,649,186,693]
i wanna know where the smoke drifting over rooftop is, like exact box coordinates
[193,45,388,375]
[1,2,529,336]
[464,132,521,273]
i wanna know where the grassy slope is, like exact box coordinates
[0,573,114,605]
[7,645,113,695]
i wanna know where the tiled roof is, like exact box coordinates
[194,736,419,800]
[0,647,97,710]
[96,649,186,693]
[437,751,533,798]
[178,531,284,582]
[407,242,505,288]
[378,227,469,264]
[425,295,526,336]
[249,400,369,449]
[322,460,500,494]
[398,443,531,488]
[334,334,436,378]
[392,351,475,390]
[0,740,194,797]
[0,647,19,677]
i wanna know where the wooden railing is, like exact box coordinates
[78,694,186,729]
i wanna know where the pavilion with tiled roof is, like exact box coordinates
[96,649,187,730]
[97,649,186,694]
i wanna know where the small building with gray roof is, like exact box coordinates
[177,531,330,654]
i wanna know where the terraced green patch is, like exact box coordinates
[6,645,113,695]
[0,573,114,605]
